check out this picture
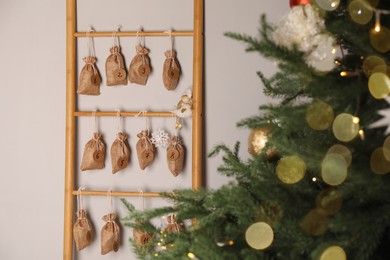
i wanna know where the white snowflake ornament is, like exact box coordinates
[151,130,170,148]
[370,97,390,135]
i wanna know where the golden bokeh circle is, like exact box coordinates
[363,55,386,78]
[245,222,274,250]
[316,188,343,216]
[301,209,330,236]
[368,72,390,99]
[370,147,390,174]
[321,153,348,186]
[383,135,390,161]
[276,155,306,184]
[315,0,340,11]
[320,245,347,260]
[370,26,390,53]
[348,0,373,25]
[332,113,359,142]
[306,100,334,131]
[327,144,352,166]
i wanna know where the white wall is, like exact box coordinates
[0,1,288,259]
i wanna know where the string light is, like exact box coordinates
[360,1,390,33]
[227,240,235,246]
[352,116,360,124]
[359,129,365,140]
[188,252,196,259]
[374,11,381,32]
[312,177,317,182]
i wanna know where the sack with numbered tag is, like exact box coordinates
[73,209,93,251]
[80,132,105,171]
[129,45,151,85]
[136,130,155,170]
[101,213,120,255]
[110,132,130,174]
[106,46,128,86]
[162,50,181,91]
[166,136,185,176]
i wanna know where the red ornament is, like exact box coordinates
[290,0,310,8]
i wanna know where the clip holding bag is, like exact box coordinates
[105,27,128,86]
[129,30,152,85]
[77,28,101,95]
[73,188,93,251]
[162,30,181,91]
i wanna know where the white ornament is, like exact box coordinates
[272,4,337,72]
[151,130,170,148]
[370,96,390,135]
[173,88,193,118]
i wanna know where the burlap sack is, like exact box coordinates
[164,215,184,234]
[136,130,155,170]
[133,228,153,246]
[101,213,120,255]
[73,209,93,251]
[80,132,105,171]
[162,50,181,91]
[105,46,128,86]
[129,45,151,85]
[77,56,101,95]
[166,136,185,177]
[110,132,130,174]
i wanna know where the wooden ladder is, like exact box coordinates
[63,0,204,259]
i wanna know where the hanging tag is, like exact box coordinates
[141,150,155,163]
[168,66,180,80]
[90,73,101,87]
[167,147,180,161]
[114,68,127,81]
[93,150,105,162]
[138,64,151,77]
[117,156,129,169]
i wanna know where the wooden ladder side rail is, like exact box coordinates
[192,0,204,190]
[64,0,77,259]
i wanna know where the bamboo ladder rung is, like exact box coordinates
[74,111,176,117]
[74,31,194,37]
[72,190,161,197]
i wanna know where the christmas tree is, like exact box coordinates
[123,1,390,259]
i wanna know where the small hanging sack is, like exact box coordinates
[136,130,155,170]
[110,132,131,174]
[73,188,93,251]
[162,50,181,91]
[129,45,151,85]
[73,209,93,251]
[80,132,105,171]
[105,29,127,86]
[166,135,185,177]
[133,228,153,246]
[77,30,101,95]
[164,214,184,234]
[101,213,120,255]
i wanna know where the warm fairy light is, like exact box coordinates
[340,71,348,77]
[157,242,161,246]
[227,240,235,246]
[188,252,196,259]
[312,177,317,182]
[335,60,341,65]
[161,246,167,250]
[374,11,381,32]
[331,48,336,54]
[352,116,360,124]
[155,253,159,257]
[359,129,365,140]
